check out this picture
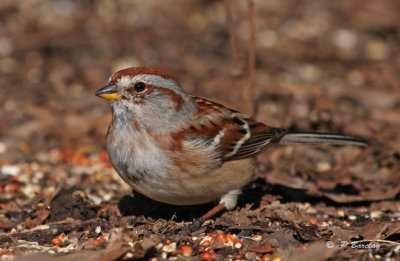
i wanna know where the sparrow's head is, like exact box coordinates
[95,67,195,131]
[95,67,187,104]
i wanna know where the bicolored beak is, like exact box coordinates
[95,84,122,100]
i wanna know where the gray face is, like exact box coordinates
[114,74,187,98]
[110,74,196,133]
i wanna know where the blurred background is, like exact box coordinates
[0,0,399,161]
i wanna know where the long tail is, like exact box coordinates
[278,131,367,147]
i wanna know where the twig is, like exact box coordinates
[25,181,66,228]
[45,180,65,206]
[222,0,241,75]
[0,218,101,244]
[280,93,294,127]
[247,0,256,116]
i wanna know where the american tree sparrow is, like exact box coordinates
[95,67,366,220]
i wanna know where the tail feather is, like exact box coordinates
[278,131,367,147]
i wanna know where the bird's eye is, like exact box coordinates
[133,82,147,93]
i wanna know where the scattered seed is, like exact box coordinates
[93,235,106,246]
[200,236,213,246]
[201,240,211,247]
[370,211,382,219]
[163,242,176,253]
[51,233,67,246]
[261,253,271,261]
[95,226,101,234]
[181,245,193,256]
[252,235,262,241]
[51,238,63,246]
[309,217,318,225]
[226,234,236,243]
[1,165,19,176]
[234,240,242,249]
[217,234,226,243]
[199,252,212,261]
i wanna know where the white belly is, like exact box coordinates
[107,120,254,206]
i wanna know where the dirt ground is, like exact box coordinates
[1,0,400,260]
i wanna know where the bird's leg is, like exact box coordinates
[200,203,226,221]
[189,203,226,232]
[189,189,241,231]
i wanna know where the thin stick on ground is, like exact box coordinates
[247,0,256,116]
[0,218,101,244]
[223,0,241,75]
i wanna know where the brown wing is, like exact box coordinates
[184,96,286,161]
